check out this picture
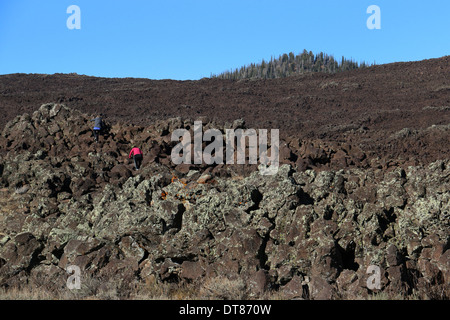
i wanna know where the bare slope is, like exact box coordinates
[0,56,449,167]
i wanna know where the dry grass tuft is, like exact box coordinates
[199,276,246,300]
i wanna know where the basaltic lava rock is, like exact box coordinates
[0,103,448,299]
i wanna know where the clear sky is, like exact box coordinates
[0,0,449,80]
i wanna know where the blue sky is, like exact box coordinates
[0,0,448,80]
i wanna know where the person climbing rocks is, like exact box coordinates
[91,115,103,142]
[129,146,143,170]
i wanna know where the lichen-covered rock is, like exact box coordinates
[0,104,448,299]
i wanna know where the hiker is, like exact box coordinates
[91,115,103,142]
[129,146,143,170]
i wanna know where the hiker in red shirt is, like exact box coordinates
[129,146,143,170]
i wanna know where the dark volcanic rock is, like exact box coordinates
[0,104,448,299]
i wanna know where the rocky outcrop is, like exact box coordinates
[0,104,448,299]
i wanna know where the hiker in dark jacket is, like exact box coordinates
[91,115,103,142]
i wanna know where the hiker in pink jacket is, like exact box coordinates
[129,146,143,170]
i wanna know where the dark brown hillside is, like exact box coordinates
[0,56,448,167]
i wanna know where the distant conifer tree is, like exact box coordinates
[211,50,374,80]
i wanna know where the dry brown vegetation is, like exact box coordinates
[1,274,448,300]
